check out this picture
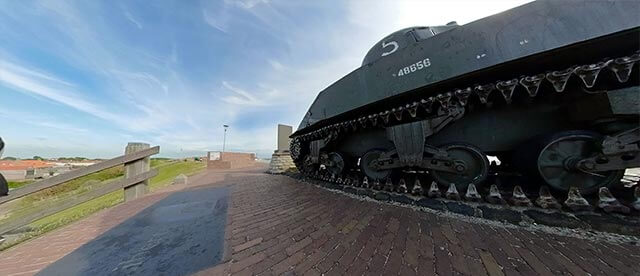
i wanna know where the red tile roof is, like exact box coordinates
[0,160,53,170]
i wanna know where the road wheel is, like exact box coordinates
[360,149,393,181]
[326,152,346,176]
[535,131,624,195]
[430,143,489,191]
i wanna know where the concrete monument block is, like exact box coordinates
[269,124,296,173]
[277,124,293,153]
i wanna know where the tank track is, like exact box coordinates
[295,172,640,236]
[290,51,640,224]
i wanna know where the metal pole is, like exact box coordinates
[222,125,228,153]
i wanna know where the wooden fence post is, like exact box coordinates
[124,142,150,202]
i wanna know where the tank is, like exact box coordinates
[290,0,640,207]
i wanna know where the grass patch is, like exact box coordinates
[19,166,124,206]
[149,160,205,191]
[0,160,205,251]
[8,180,34,189]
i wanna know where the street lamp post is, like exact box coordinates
[222,125,229,153]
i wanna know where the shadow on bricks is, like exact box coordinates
[37,186,230,276]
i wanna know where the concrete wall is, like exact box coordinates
[207,152,256,169]
[0,167,64,181]
[0,170,26,181]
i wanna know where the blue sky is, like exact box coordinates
[0,0,530,159]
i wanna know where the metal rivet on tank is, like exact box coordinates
[608,56,638,83]
[474,84,494,104]
[485,184,506,205]
[454,88,472,106]
[597,187,630,214]
[445,183,461,200]
[464,183,482,202]
[397,179,408,193]
[392,107,403,121]
[633,186,640,211]
[420,97,434,113]
[496,79,518,104]
[406,102,418,118]
[573,62,606,88]
[535,186,562,210]
[545,67,575,92]
[519,74,545,97]
[411,179,423,195]
[428,181,441,198]
[509,185,532,207]
[564,186,594,212]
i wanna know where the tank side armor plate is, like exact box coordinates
[607,86,640,115]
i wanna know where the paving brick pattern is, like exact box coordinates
[198,171,640,276]
[0,172,226,276]
[1,166,639,275]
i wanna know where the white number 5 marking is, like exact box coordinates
[381,41,398,57]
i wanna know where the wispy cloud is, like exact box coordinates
[0,60,120,124]
[122,7,143,29]
[221,81,268,106]
[225,0,271,10]
[203,9,230,33]
[0,109,88,134]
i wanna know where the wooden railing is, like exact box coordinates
[0,143,159,235]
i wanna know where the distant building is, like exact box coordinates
[0,160,55,181]
[52,160,97,168]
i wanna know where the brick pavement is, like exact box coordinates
[197,171,640,276]
[1,165,639,275]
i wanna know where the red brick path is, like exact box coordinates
[1,166,639,275]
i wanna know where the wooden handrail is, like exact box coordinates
[0,146,159,204]
[0,169,158,235]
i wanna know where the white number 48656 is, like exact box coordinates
[396,58,431,77]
